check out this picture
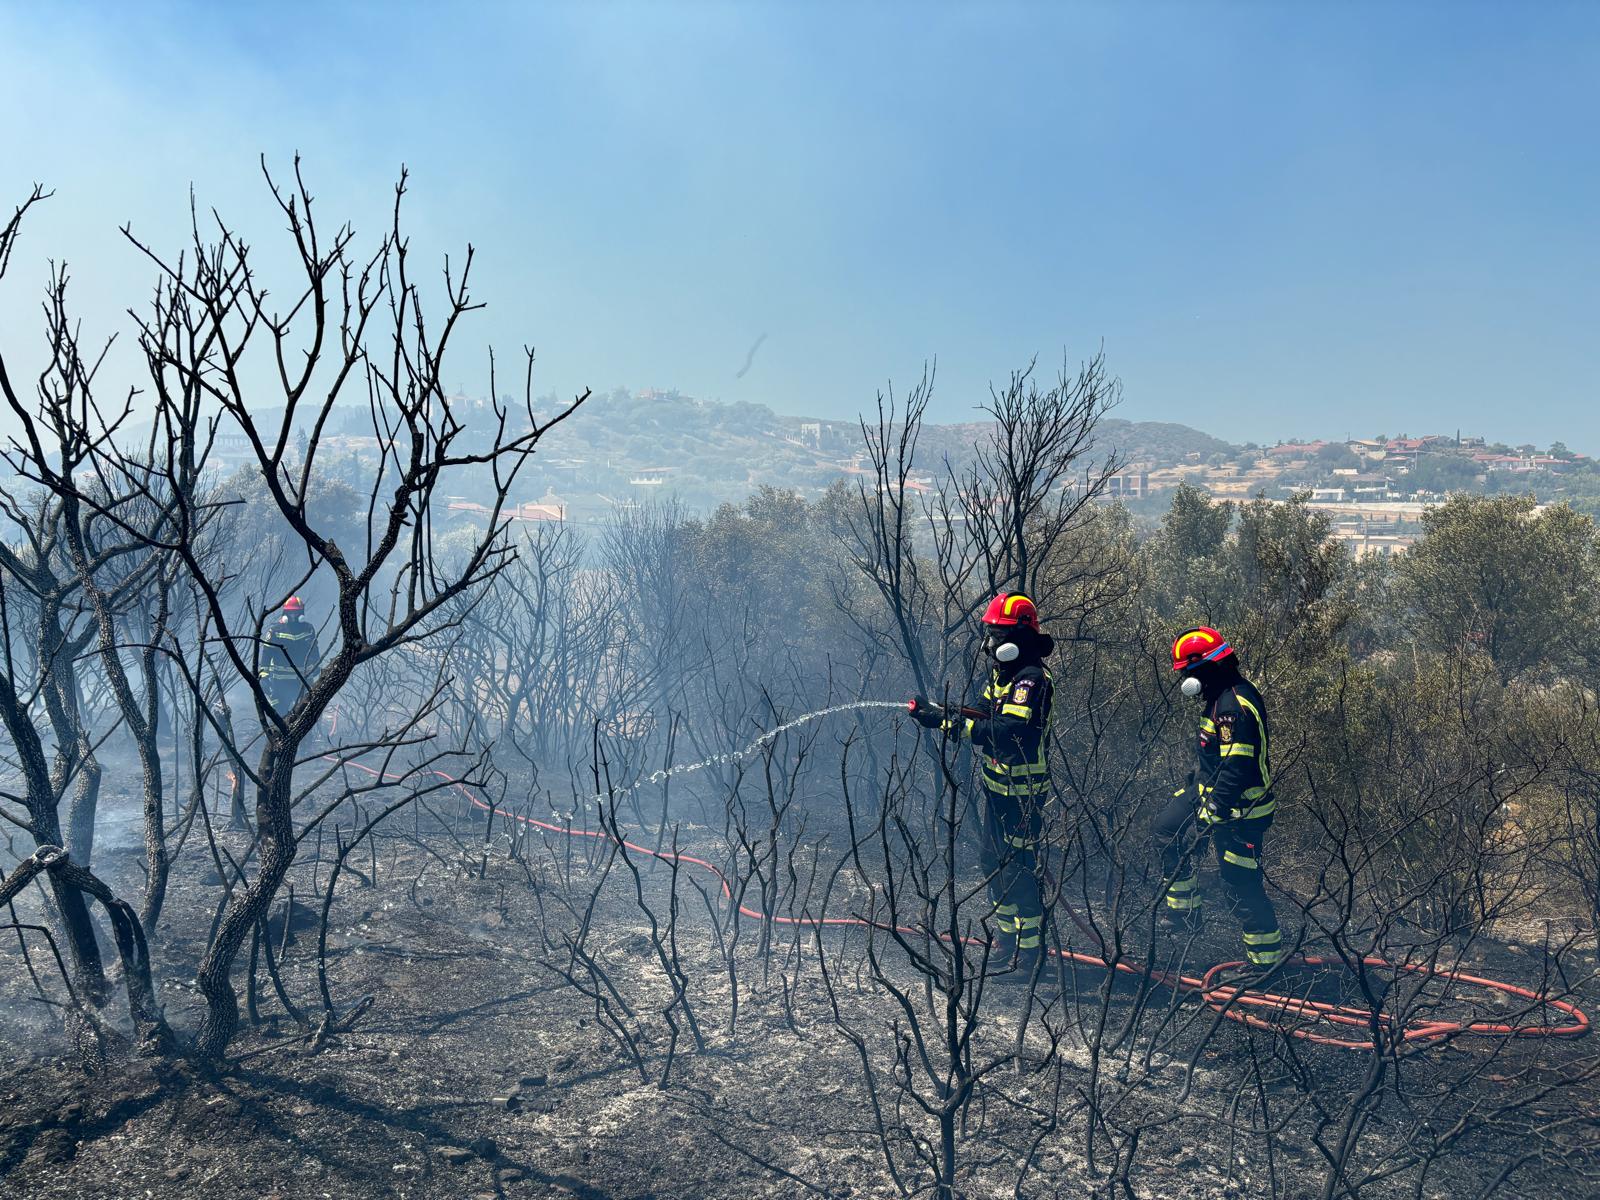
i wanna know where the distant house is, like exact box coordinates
[1527,456,1570,472]
[1382,436,1441,465]
[796,421,845,451]
[1385,436,1440,452]
[447,391,488,413]
[213,429,259,472]
[1061,470,1151,503]
[1471,452,1569,474]
[1309,487,1347,503]
[1106,471,1150,500]
[1343,534,1412,558]
[1348,439,1387,460]
[447,487,566,525]
[877,476,934,495]
[518,489,567,521]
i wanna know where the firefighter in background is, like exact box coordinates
[1154,627,1283,971]
[261,596,322,716]
[911,593,1056,976]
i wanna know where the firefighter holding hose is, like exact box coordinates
[910,593,1055,978]
[261,596,322,716]
[1154,627,1283,972]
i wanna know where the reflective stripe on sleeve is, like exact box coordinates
[1234,693,1271,791]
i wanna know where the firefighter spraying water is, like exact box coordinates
[909,592,1056,979]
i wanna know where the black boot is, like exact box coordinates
[1160,905,1204,933]
[987,930,1018,974]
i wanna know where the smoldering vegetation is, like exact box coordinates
[2,173,1600,1199]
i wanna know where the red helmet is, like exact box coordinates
[1171,626,1234,672]
[283,596,305,614]
[981,592,1039,631]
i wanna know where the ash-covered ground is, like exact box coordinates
[2,774,1598,1200]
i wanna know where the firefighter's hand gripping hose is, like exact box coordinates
[324,703,1589,1053]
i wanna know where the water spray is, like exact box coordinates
[577,700,908,809]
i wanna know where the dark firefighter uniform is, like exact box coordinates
[951,664,1055,959]
[1155,670,1283,968]
[261,609,322,715]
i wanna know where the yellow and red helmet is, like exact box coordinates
[1171,626,1234,672]
[981,592,1039,631]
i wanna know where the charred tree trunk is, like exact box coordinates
[193,738,297,1058]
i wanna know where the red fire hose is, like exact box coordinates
[327,722,1590,1052]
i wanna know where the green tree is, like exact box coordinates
[1314,442,1360,471]
[1396,495,1600,679]
[1405,452,1480,494]
[1146,482,1234,621]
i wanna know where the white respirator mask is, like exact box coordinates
[983,626,1022,664]
[1180,675,1203,699]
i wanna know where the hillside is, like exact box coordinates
[513,389,1238,517]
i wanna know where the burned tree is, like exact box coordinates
[947,351,1122,627]
[2,164,588,1057]
[137,162,587,1057]
[0,187,141,1010]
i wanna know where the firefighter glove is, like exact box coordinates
[909,695,945,729]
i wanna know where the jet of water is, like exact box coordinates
[580,700,906,808]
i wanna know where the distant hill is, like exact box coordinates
[516,389,1241,517]
[909,417,1237,469]
[1096,418,1238,464]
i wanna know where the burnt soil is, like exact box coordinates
[2,788,1599,1200]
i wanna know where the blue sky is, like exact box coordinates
[2,1,1597,448]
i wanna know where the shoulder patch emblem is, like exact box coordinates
[1216,712,1236,743]
[1011,680,1034,705]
